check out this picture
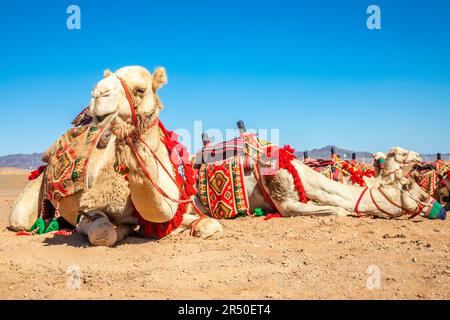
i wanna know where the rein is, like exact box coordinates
[116,75,205,216]
[354,183,425,219]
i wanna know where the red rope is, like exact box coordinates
[117,77,139,129]
[354,187,368,217]
[266,145,308,203]
[114,74,207,238]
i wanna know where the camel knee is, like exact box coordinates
[9,178,42,231]
[77,211,117,247]
[9,203,37,231]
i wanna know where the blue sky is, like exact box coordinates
[0,0,449,156]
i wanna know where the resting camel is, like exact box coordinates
[90,66,446,225]
[9,68,222,247]
[373,148,449,208]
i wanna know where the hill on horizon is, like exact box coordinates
[0,146,448,169]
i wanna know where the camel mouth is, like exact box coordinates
[95,112,116,127]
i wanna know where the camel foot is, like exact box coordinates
[192,218,223,240]
[77,211,117,247]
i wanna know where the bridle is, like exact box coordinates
[113,74,205,218]
[354,180,428,219]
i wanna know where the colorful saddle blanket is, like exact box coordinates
[415,160,450,196]
[44,125,104,200]
[198,156,250,219]
[304,156,375,187]
[195,133,271,169]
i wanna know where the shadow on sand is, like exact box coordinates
[42,231,155,248]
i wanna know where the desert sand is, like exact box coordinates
[0,173,449,300]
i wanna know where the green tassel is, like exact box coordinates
[29,217,46,235]
[44,217,59,233]
[254,208,266,217]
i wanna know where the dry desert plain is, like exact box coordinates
[0,172,449,299]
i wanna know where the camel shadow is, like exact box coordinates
[42,231,155,248]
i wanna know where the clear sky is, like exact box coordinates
[0,0,449,156]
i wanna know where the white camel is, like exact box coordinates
[9,68,222,247]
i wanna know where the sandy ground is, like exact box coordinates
[0,174,449,300]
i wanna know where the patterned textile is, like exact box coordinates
[415,160,450,196]
[71,107,93,127]
[44,126,104,200]
[304,156,375,187]
[435,160,450,178]
[198,156,250,219]
[313,166,346,183]
[417,170,439,196]
[195,133,270,170]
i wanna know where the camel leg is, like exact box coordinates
[76,210,117,247]
[115,224,136,242]
[175,212,223,240]
[9,175,43,231]
[172,196,223,240]
[281,200,351,217]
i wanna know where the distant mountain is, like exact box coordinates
[296,145,373,163]
[295,145,450,163]
[0,153,44,170]
[0,146,448,169]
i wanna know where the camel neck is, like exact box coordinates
[126,119,180,223]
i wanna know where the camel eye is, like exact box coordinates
[135,87,146,95]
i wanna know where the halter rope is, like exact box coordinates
[354,182,426,219]
[115,75,205,217]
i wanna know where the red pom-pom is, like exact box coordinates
[28,165,47,181]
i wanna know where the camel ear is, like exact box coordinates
[103,69,113,78]
[152,67,168,92]
[387,148,396,158]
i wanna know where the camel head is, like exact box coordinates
[386,147,422,166]
[373,147,422,178]
[89,66,167,131]
[391,176,447,220]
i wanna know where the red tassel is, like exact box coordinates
[185,184,197,197]
[28,165,47,181]
[264,213,282,221]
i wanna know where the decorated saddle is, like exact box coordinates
[195,133,271,170]
[196,133,309,219]
[196,133,266,219]
[198,155,250,219]
[43,125,106,200]
[414,160,450,197]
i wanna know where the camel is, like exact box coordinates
[304,147,422,187]
[9,68,222,247]
[90,66,446,223]
[372,148,449,208]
